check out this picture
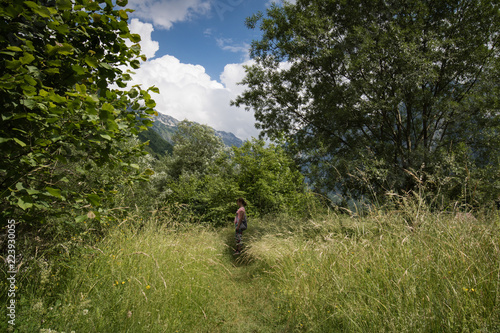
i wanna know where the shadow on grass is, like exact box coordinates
[223,224,268,269]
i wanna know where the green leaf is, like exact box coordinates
[21,99,37,109]
[129,34,141,43]
[56,0,72,10]
[75,215,87,223]
[23,75,37,86]
[100,134,112,140]
[72,65,86,75]
[118,9,128,20]
[130,59,140,69]
[26,189,41,195]
[21,85,37,96]
[128,89,138,98]
[145,99,156,108]
[75,83,86,94]
[46,187,62,198]
[106,119,118,131]
[99,62,113,70]
[25,1,52,18]
[13,138,27,147]
[0,138,12,144]
[101,103,115,113]
[87,194,101,207]
[116,0,128,7]
[85,57,99,68]
[56,44,74,55]
[17,197,33,210]
[20,53,35,64]
[6,46,23,52]
[5,60,21,70]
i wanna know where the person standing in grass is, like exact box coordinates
[234,198,247,255]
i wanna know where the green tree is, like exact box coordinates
[234,0,500,203]
[168,120,226,179]
[231,139,312,216]
[0,0,157,227]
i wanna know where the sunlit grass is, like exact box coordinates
[4,209,500,332]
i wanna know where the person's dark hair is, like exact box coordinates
[237,198,247,206]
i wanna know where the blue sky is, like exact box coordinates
[123,0,292,140]
[150,1,264,79]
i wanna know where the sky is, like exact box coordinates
[123,0,293,140]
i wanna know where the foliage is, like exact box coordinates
[127,121,314,225]
[168,120,226,179]
[0,0,157,229]
[234,0,500,205]
[232,139,313,216]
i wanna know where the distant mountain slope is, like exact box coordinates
[138,127,173,158]
[152,113,243,148]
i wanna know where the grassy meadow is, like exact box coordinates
[2,207,500,332]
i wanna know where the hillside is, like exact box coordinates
[137,127,174,157]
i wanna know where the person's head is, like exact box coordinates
[237,198,247,207]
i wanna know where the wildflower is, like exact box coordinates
[146,285,151,290]
[83,309,89,315]
[463,287,469,292]
[122,281,125,284]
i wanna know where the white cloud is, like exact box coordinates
[216,38,250,61]
[127,19,159,60]
[220,60,254,96]
[127,0,211,30]
[266,0,297,6]
[130,55,259,140]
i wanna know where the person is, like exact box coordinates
[234,198,247,255]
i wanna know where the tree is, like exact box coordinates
[232,139,310,216]
[168,120,226,179]
[234,0,500,203]
[146,121,240,225]
[0,0,157,227]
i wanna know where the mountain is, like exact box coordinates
[151,113,243,148]
[137,127,173,158]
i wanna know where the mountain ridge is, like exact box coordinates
[152,113,244,148]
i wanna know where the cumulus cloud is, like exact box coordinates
[127,19,159,60]
[123,17,259,140]
[127,0,211,30]
[220,60,254,96]
[130,54,258,140]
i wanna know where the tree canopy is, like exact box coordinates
[0,0,157,226]
[234,0,500,204]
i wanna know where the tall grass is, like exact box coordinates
[2,207,499,332]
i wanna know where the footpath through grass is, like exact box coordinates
[2,209,500,332]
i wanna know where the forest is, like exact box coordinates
[0,0,499,332]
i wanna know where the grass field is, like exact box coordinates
[2,208,500,332]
